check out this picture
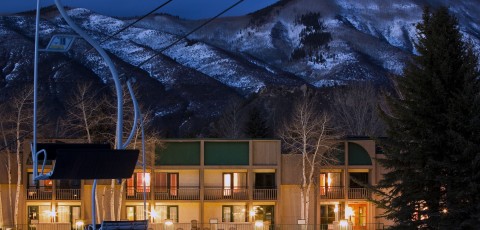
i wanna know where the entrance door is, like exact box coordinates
[348,204,367,230]
[71,206,81,230]
[253,205,274,230]
[28,206,39,230]
[28,205,51,229]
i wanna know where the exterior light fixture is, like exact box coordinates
[339,220,349,230]
[165,219,174,226]
[75,220,85,230]
[255,220,264,228]
[250,210,256,217]
[345,206,354,219]
[150,209,159,222]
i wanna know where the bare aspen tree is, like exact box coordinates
[210,99,244,138]
[0,119,13,225]
[7,86,34,226]
[116,109,158,220]
[63,82,110,222]
[279,92,339,224]
[63,82,110,142]
[331,83,384,136]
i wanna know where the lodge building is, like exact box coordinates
[0,138,390,230]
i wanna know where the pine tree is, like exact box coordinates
[244,106,270,138]
[377,7,480,229]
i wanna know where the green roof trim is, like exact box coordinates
[155,142,200,165]
[204,142,249,165]
[348,142,372,165]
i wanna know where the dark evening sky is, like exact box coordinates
[0,0,279,19]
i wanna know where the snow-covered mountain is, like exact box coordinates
[0,0,479,136]
[136,0,479,86]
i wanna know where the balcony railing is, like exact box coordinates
[319,187,370,199]
[348,187,370,199]
[26,188,53,200]
[204,187,248,200]
[134,223,385,230]
[126,187,151,200]
[56,188,81,200]
[155,187,200,200]
[319,186,344,199]
[253,188,277,200]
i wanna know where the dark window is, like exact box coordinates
[255,173,275,189]
[349,173,368,188]
[320,205,336,228]
[222,205,247,222]
[56,179,80,189]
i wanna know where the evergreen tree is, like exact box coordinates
[244,106,270,138]
[377,7,480,229]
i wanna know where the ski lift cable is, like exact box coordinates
[0,0,245,152]
[41,0,175,76]
[0,0,174,152]
[136,0,245,69]
[99,0,174,45]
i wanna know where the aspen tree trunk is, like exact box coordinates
[117,180,126,220]
[1,125,13,225]
[14,110,22,226]
[110,180,116,220]
[280,92,339,225]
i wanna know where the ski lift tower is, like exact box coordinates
[32,0,148,229]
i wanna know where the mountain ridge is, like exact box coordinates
[0,0,479,136]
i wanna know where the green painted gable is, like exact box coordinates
[348,142,372,165]
[204,142,249,165]
[155,142,200,165]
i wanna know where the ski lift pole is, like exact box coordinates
[126,80,147,219]
[32,0,41,179]
[54,0,124,229]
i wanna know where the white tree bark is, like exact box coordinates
[110,180,116,220]
[332,83,385,136]
[1,122,13,225]
[280,92,339,224]
[12,87,33,226]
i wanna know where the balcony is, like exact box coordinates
[26,188,52,200]
[56,188,81,200]
[319,186,344,199]
[348,187,370,199]
[155,187,200,200]
[253,188,277,200]
[204,187,248,200]
[319,186,370,199]
[126,187,151,200]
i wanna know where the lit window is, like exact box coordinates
[222,205,247,222]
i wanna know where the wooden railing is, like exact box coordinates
[204,187,248,200]
[319,186,344,199]
[126,187,151,200]
[155,187,200,200]
[150,223,254,230]
[319,187,370,199]
[253,189,277,200]
[348,187,370,199]
[26,188,52,200]
[56,189,81,200]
